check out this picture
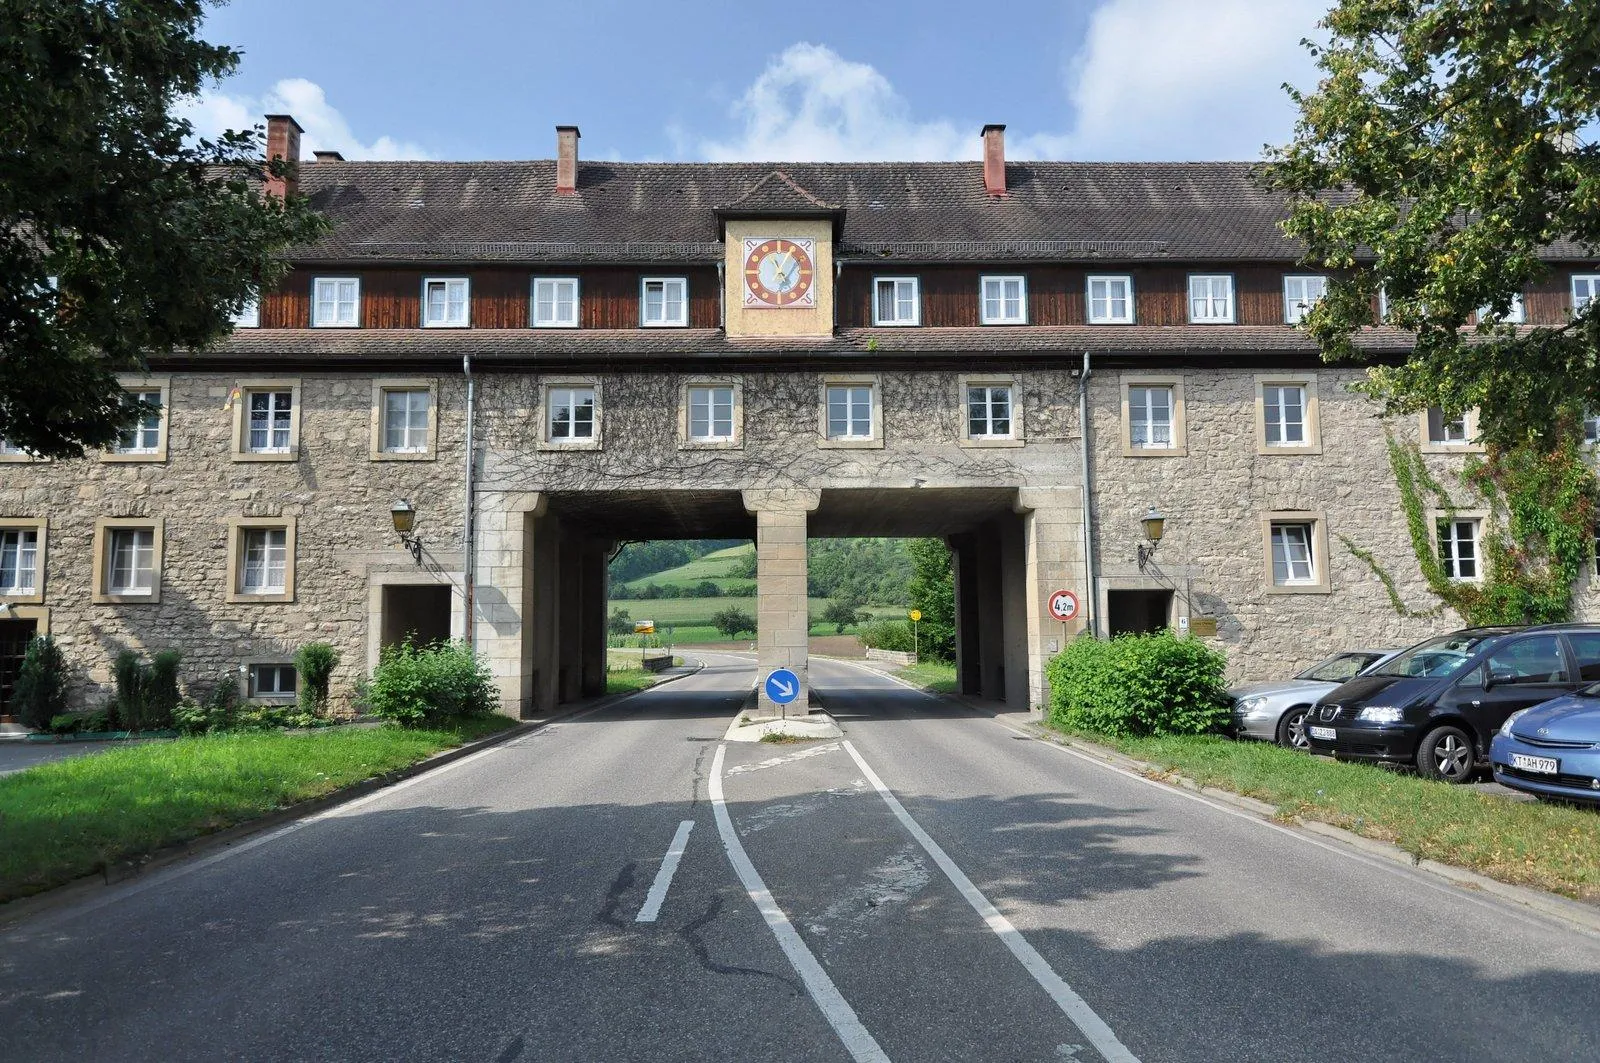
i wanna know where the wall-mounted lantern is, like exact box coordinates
[391,499,423,565]
[1137,505,1165,571]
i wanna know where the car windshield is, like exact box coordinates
[1370,633,1492,679]
[1295,653,1380,683]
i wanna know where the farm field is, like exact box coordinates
[607,595,904,645]
[616,543,754,593]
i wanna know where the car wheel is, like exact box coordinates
[1276,707,1311,751]
[1417,725,1475,783]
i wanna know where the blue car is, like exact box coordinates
[1490,688,1600,804]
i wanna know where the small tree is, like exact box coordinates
[711,607,757,639]
[821,599,867,634]
[608,607,635,636]
[12,636,69,731]
[145,649,182,729]
[111,649,146,730]
[295,642,340,716]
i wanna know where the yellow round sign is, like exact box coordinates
[909,609,922,622]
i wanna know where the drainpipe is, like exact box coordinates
[1078,350,1098,639]
[463,354,477,652]
[834,259,843,331]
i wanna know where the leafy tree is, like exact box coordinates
[820,598,869,634]
[907,538,955,660]
[1,0,326,457]
[1266,0,1600,447]
[608,607,635,636]
[711,607,757,640]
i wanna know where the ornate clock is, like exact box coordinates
[742,237,817,308]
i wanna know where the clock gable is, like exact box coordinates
[723,220,834,337]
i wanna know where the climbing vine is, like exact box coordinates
[1363,424,1600,626]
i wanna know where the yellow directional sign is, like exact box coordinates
[633,620,655,635]
[908,609,922,622]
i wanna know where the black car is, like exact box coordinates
[1301,624,1600,782]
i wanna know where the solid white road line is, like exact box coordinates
[635,820,695,923]
[841,740,1141,1063]
[709,744,891,1063]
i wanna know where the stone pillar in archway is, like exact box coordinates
[743,488,820,717]
[1016,487,1089,713]
[579,540,610,698]
[471,491,546,718]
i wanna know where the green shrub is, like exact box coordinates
[365,641,499,727]
[49,713,79,735]
[859,619,915,653]
[110,648,181,731]
[1046,630,1230,738]
[295,642,339,716]
[12,636,70,731]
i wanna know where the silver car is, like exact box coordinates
[1230,650,1400,750]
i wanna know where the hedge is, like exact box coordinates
[1046,630,1230,737]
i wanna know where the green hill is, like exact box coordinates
[611,538,916,606]
[617,543,755,593]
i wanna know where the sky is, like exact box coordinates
[183,0,1329,164]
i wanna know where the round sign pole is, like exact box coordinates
[909,609,922,660]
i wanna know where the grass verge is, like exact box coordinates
[0,717,513,904]
[605,667,662,695]
[1049,723,1600,903]
[894,659,959,694]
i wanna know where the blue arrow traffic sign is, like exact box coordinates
[764,668,800,705]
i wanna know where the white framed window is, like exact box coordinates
[687,385,736,442]
[0,528,38,595]
[1262,385,1306,446]
[232,298,260,328]
[533,277,579,328]
[641,277,688,327]
[548,386,597,441]
[1188,274,1235,323]
[1572,274,1600,315]
[1270,522,1316,586]
[311,277,360,327]
[1283,275,1327,324]
[825,384,875,439]
[108,528,156,596]
[1478,293,1524,324]
[1087,275,1133,324]
[246,390,294,454]
[980,275,1026,325]
[873,277,920,326]
[966,384,1013,439]
[248,663,297,699]
[1426,407,1470,446]
[1128,385,1174,449]
[422,278,469,327]
[240,528,288,595]
[1438,518,1481,581]
[114,390,163,455]
[382,388,431,453]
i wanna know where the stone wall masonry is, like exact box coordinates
[0,372,469,708]
[1088,366,1500,683]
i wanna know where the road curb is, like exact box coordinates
[1012,721,1600,936]
[0,670,713,928]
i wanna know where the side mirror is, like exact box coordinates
[1484,669,1515,690]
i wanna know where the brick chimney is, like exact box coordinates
[556,125,581,195]
[982,124,1007,197]
[312,149,345,162]
[264,114,304,199]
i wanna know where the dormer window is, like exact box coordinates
[312,277,360,327]
[1283,275,1327,324]
[641,277,688,327]
[1188,275,1235,323]
[980,275,1026,325]
[1087,275,1133,324]
[873,277,920,325]
[423,278,469,327]
[533,277,579,328]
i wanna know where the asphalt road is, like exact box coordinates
[3,652,1599,1062]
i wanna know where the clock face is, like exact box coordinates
[742,238,816,308]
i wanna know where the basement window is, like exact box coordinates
[248,663,297,700]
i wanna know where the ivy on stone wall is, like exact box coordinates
[1360,425,1600,626]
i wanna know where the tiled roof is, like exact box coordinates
[288,159,1316,264]
[716,170,841,215]
[180,325,1417,365]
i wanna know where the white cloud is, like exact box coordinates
[700,43,971,162]
[1051,0,1325,159]
[696,2,1323,163]
[175,78,433,161]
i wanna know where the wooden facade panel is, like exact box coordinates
[471,269,530,329]
[1132,268,1188,325]
[261,268,309,329]
[362,271,422,329]
[1235,266,1285,326]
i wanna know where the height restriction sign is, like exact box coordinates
[1047,589,1079,622]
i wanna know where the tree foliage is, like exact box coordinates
[0,0,326,457]
[906,538,955,661]
[711,607,756,639]
[1266,0,1600,447]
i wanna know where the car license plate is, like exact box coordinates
[1510,752,1559,775]
[1309,726,1336,741]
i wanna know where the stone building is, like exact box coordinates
[2,115,1597,718]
